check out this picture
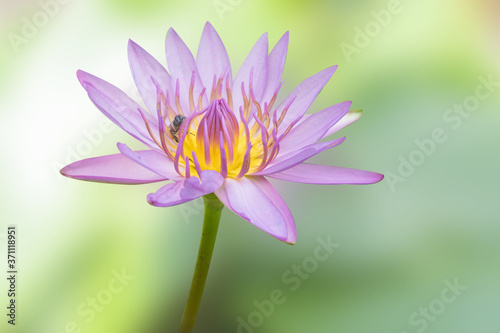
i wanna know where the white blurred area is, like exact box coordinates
[2,1,122,209]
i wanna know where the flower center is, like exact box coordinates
[182,98,263,178]
[139,70,297,179]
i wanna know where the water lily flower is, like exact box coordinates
[61,22,383,331]
[61,22,383,244]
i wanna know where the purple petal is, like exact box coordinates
[128,39,174,116]
[196,22,232,93]
[147,170,225,207]
[117,143,181,180]
[231,33,268,113]
[165,28,207,113]
[219,177,295,243]
[322,109,362,138]
[77,70,157,147]
[268,163,384,185]
[279,101,352,155]
[60,153,167,184]
[214,184,236,215]
[254,137,346,176]
[276,66,337,130]
[261,31,289,103]
[251,177,296,244]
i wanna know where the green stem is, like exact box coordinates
[178,194,224,333]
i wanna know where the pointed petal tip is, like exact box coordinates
[320,66,338,78]
[362,170,385,184]
[200,21,223,42]
[146,189,163,207]
[76,69,87,84]
[327,65,339,74]
[59,162,82,181]
[275,31,289,48]
[361,171,385,185]
[127,40,143,64]
[116,142,130,156]
[167,27,179,38]
[255,32,269,44]
[279,31,290,43]
[283,237,296,245]
[341,101,354,114]
[146,193,156,206]
[147,191,166,206]
[374,172,385,183]
[76,69,90,91]
[204,21,215,30]
[127,38,139,50]
[59,165,69,177]
[343,100,353,108]
[165,28,177,43]
[76,70,95,89]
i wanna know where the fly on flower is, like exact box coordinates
[61,22,383,244]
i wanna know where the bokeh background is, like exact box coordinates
[1,0,499,332]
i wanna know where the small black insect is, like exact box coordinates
[169,115,186,143]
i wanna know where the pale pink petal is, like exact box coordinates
[261,31,289,103]
[117,142,181,180]
[147,170,224,207]
[254,137,346,176]
[231,33,268,113]
[276,66,337,130]
[165,28,207,113]
[279,101,351,155]
[268,164,384,185]
[128,39,174,116]
[322,109,363,138]
[214,184,238,216]
[251,177,296,244]
[60,153,167,184]
[77,70,157,147]
[196,22,232,93]
[221,177,294,243]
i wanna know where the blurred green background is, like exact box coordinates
[1,0,499,332]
